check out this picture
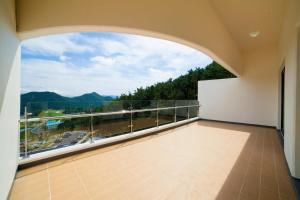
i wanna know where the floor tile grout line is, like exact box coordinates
[17,125,185,179]
[72,161,92,200]
[237,131,258,200]
[46,163,52,200]
[11,123,296,200]
[258,130,266,200]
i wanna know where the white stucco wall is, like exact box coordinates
[278,0,300,178]
[198,0,300,178]
[198,46,279,127]
[0,0,20,199]
[0,1,296,198]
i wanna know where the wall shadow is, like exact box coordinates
[196,120,296,200]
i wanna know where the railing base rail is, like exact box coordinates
[18,117,199,167]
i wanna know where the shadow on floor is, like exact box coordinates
[197,120,296,200]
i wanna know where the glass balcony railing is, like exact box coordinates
[19,100,200,158]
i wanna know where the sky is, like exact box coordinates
[21,32,212,97]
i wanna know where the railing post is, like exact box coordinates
[90,109,94,143]
[156,101,159,127]
[174,101,177,123]
[24,106,28,158]
[19,101,200,160]
[130,103,133,133]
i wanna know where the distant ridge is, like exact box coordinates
[72,92,114,102]
[21,91,115,115]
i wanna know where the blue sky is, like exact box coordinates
[21,32,212,96]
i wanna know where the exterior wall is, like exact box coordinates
[0,0,20,199]
[296,28,300,178]
[16,0,242,75]
[198,0,300,178]
[278,0,300,178]
[5,0,300,189]
[198,45,279,127]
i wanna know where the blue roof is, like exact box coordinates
[46,120,63,127]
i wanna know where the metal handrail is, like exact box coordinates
[20,105,200,122]
[20,103,200,159]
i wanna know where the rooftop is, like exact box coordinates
[10,121,296,200]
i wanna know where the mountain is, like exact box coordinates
[21,92,115,115]
[21,61,234,115]
[72,92,114,102]
[21,91,68,103]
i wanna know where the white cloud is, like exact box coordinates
[94,34,212,74]
[90,56,115,66]
[21,33,213,96]
[59,55,69,61]
[97,40,129,55]
[22,33,93,57]
[22,59,175,96]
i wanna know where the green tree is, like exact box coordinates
[117,61,235,102]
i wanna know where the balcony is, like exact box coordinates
[2,0,300,199]
[19,100,199,162]
[10,120,295,200]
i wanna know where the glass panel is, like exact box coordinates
[158,108,175,126]
[23,100,112,118]
[189,100,199,106]
[93,100,131,113]
[19,121,26,157]
[132,100,157,110]
[20,99,198,157]
[175,100,188,107]
[176,107,188,122]
[23,102,49,118]
[175,100,198,107]
[21,117,91,155]
[132,111,156,131]
[45,101,88,115]
[93,113,130,140]
[189,106,199,118]
[25,120,49,155]
[158,100,175,108]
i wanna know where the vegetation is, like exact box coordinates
[20,61,235,155]
[118,61,235,101]
[21,61,234,116]
[38,109,64,117]
[21,92,115,116]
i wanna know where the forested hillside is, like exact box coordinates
[118,61,235,101]
[21,61,235,116]
[21,92,114,115]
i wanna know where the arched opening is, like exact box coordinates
[19,31,235,158]
[2,0,298,199]
[19,26,241,76]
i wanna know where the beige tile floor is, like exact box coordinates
[10,121,296,200]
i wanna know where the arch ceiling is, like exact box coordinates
[16,0,287,76]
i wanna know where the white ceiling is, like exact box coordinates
[211,0,287,52]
